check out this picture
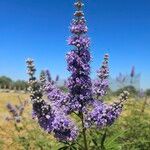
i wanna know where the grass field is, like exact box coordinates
[0,92,60,150]
[0,92,150,150]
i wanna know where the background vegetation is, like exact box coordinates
[0,86,150,150]
[0,76,28,91]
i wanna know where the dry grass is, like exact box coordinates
[0,92,30,149]
[0,92,60,150]
[0,92,30,125]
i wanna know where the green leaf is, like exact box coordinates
[100,128,107,150]
[58,146,69,150]
[92,139,98,146]
[105,130,126,148]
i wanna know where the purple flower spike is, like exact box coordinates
[86,91,129,128]
[93,54,109,98]
[45,70,52,82]
[130,66,135,78]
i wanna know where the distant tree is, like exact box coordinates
[0,76,13,88]
[13,80,28,90]
[146,89,150,97]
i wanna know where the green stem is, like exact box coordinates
[141,96,147,113]
[100,128,107,150]
[81,113,88,150]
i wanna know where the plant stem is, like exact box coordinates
[101,128,107,150]
[141,96,147,113]
[81,112,88,150]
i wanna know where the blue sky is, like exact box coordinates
[0,0,150,89]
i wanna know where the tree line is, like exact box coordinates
[0,76,28,91]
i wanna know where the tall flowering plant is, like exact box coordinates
[26,0,129,149]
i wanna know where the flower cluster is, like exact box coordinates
[26,59,54,133]
[44,81,69,114]
[65,1,93,112]
[6,100,28,123]
[52,111,78,142]
[86,91,129,128]
[66,49,91,75]
[26,59,78,141]
[70,2,88,35]
[116,73,126,85]
[45,70,52,83]
[130,66,135,78]
[70,19,88,34]
[39,70,47,90]
[93,54,109,98]
[44,70,59,85]
[68,36,90,49]
[26,0,129,144]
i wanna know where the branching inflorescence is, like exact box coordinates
[26,0,129,149]
[6,100,28,123]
